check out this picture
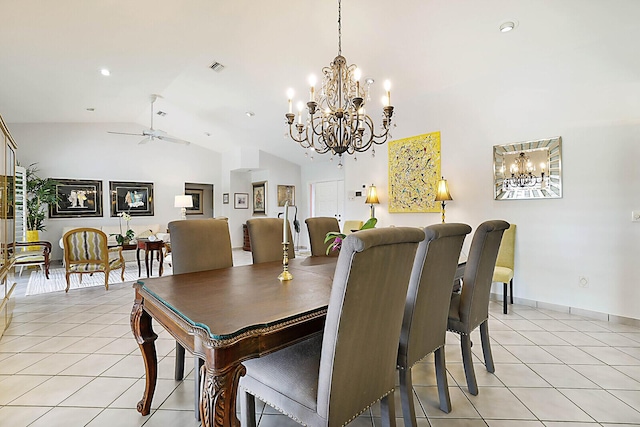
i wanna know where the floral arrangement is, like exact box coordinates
[111,212,134,245]
[324,218,377,254]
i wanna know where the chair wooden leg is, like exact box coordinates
[175,342,185,380]
[65,273,71,293]
[503,282,508,314]
[480,320,495,373]
[380,391,397,427]
[434,346,452,413]
[399,366,417,427]
[460,334,478,395]
[510,278,514,304]
[194,355,203,421]
[104,269,109,291]
[79,273,83,283]
[240,390,257,427]
[120,264,125,282]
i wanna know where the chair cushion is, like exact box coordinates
[493,266,514,283]
[15,251,45,263]
[241,334,323,424]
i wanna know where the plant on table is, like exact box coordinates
[111,211,134,245]
[324,217,377,254]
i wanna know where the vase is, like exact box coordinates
[26,230,40,251]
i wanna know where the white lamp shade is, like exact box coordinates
[174,195,193,208]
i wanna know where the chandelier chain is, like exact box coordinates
[337,0,342,55]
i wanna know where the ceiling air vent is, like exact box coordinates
[156,111,167,117]
[209,61,225,72]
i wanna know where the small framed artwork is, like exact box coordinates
[185,188,204,215]
[49,178,103,218]
[252,181,267,215]
[234,193,249,209]
[222,193,229,204]
[277,185,295,206]
[109,181,154,217]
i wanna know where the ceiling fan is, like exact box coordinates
[108,94,191,145]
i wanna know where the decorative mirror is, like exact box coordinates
[493,136,562,200]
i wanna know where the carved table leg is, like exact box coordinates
[200,362,246,427]
[131,294,158,416]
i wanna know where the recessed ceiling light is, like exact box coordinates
[100,68,111,76]
[246,111,255,117]
[204,132,211,137]
[499,21,516,33]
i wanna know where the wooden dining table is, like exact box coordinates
[130,256,337,427]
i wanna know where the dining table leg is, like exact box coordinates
[199,360,246,427]
[130,293,158,416]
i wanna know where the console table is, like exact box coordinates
[136,239,164,277]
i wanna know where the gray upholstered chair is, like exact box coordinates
[448,220,510,396]
[167,218,233,419]
[305,216,340,257]
[246,218,295,263]
[239,226,426,427]
[398,223,471,422]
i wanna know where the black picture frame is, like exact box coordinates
[185,188,204,215]
[222,193,229,204]
[252,181,266,215]
[49,179,103,218]
[109,181,154,217]
[234,193,249,209]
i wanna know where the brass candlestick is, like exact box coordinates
[278,242,293,281]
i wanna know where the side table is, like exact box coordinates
[136,238,165,277]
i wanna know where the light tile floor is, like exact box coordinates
[1,249,640,426]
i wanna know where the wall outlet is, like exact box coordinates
[578,276,589,288]
[633,211,640,222]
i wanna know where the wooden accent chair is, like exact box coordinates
[246,218,294,263]
[14,241,52,279]
[492,224,516,314]
[447,220,510,395]
[240,227,425,427]
[398,223,471,422]
[305,217,340,257]
[168,218,233,420]
[62,228,125,292]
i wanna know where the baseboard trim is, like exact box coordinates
[489,292,640,326]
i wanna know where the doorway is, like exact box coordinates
[311,180,344,227]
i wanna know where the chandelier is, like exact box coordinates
[285,0,395,167]
[507,152,545,188]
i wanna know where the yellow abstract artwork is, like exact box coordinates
[388,131,441,213]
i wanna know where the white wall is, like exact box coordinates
[11,122,222,260]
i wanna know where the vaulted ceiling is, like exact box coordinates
[1,0,639,165]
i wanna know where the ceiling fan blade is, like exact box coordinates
[108,131,143,136]
[157,135,191,145]
[138,137,151,145]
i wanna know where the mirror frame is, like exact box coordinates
[493,136,562,200]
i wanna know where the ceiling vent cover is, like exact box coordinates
[209,62,225,72]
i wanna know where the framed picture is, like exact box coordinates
[234,193,249,209]
[252,181,266,215]
[277,185,295,206]
[49,178,103,218]
[222,193,229,204]
[109,181,154,217]
[185,188,204,215]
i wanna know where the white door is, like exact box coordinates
[312,180,345,227]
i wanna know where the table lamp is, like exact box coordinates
[174,195,193,220]
[434,177,453,223]
[365,184,380,219]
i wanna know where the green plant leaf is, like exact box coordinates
[360,218,377,230]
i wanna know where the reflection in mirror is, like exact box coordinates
[494,136,562,200]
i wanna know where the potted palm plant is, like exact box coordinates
[25,164,59,241]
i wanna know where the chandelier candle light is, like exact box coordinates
[285,0,395,167]
[278,201,293,281]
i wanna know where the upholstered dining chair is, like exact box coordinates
[240,226,426,427]
[493,223,516,314]
[62,228,125,292]
[305,216,340,257]
[246,218,295,263]
[398,223,471,422]
[168,218,233,420]
[448,220,510,396]
[342,219,363,235]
